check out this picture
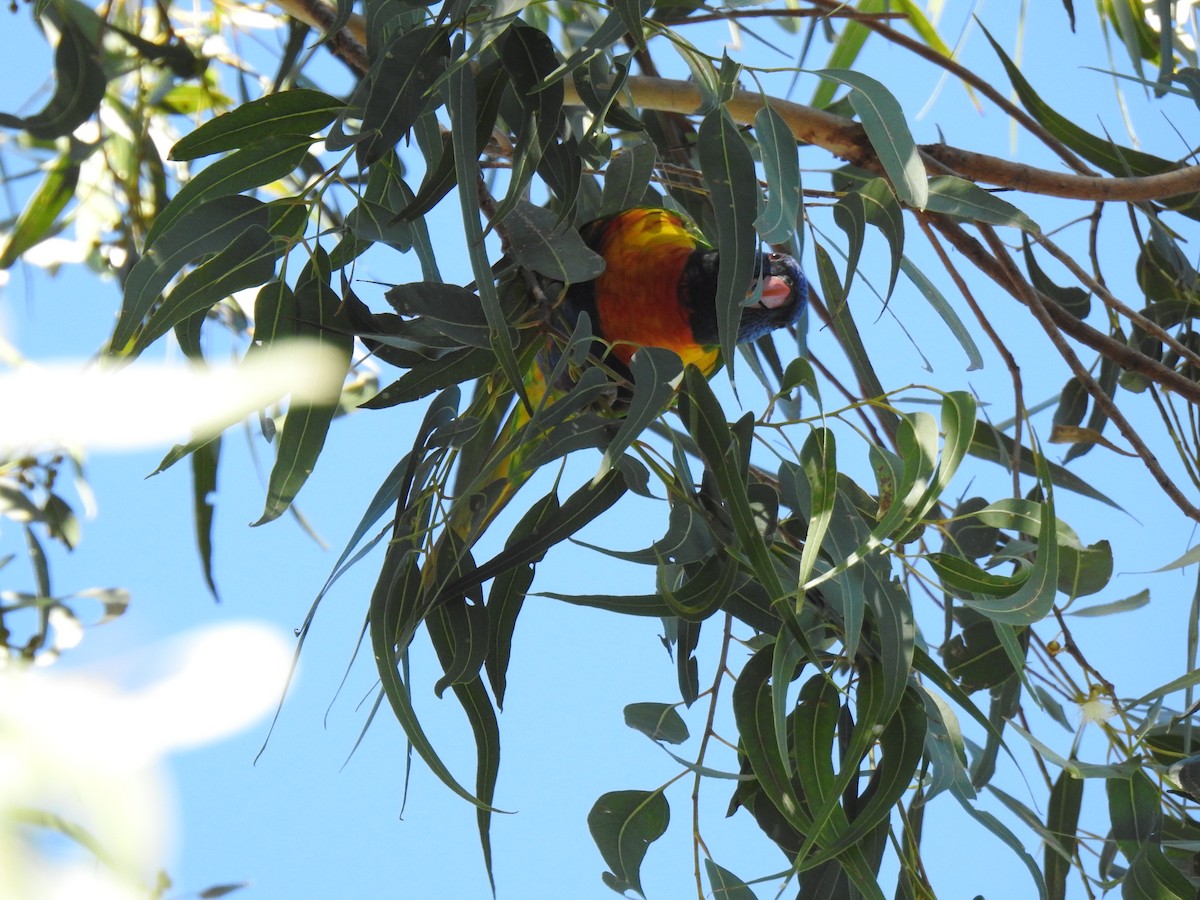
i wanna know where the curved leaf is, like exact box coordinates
[170,88,344,160]
[815,68,927,209]
[588,789,670,896]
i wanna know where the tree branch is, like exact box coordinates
[978,224,1200,523]
[264,0,1200,205]
[925,216,1200,407]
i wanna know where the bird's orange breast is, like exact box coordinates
[589,209,720,373]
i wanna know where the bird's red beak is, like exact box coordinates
[756,275,794,309]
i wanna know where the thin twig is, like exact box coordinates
[801,0,1092,176]
[263,0,1200,205]
[1034,232,1200,373]
[929,217,1200,406]
[979,224,1200,523]
[918,217,1024,498]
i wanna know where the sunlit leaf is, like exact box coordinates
[0,149,80,269]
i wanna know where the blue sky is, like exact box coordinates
[3,3,1200,899]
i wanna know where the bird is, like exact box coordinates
[562,206,807,380]
[453,206,808,539]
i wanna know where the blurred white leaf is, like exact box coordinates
[0,622,291,900]
[0,339,348,454]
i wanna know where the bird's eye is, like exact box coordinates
[768,252,783,262]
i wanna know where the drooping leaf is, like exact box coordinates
[925,176,1039,232]
[698,108,759,374]
[1045,769,1083,900]
[754,103,803,244]
[587,789,670,897]
[447,41,526,405]
[357,26,449,167]
[0,15,106,140]
[600,141,658,218]
[704,860,757,900]
[503,200,606,283]
[815,68,928,210]
[113,195,270,353]
[254,250,353,525]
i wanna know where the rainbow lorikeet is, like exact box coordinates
[562,207,807,379]
[456,206,808,538]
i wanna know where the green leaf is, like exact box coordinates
[0,16,106,140]
[919,686,976,802]
[492,23,565,225]
[805,392,976,595]
[190,436,220,602]
[503,200,606,283]
[431,595,489,698]
[1122,841,1196,899]
[946,496,1000,559]
[595,347,682,482]
[170,89,344,160]
[536,590,672,617]
[368,543,503,813]
[754,103,802,244]
[400,61,507,223]
[815,68,927,209]
[960,498,1060,626]
[1053,377,1089,428]
[731,645,809,836]
[358,27,449,167]
[600,141,657,218]
[438,470,628,602]
[1107,770,1162,859]
[832,188,866,301]
[113,195,270,353]
[146,135,314,249]
[659,553,738,622]
[386,282,517,349]
[0,149,80,269]
[704,860,757,900]
[253,252,353,525]
[796,428,837,591]
[571,51,643,134]
[425,613,503,893]
[132,225,278,355]
[857,178,904,300]
[362,347,498,409]
[587,789,670,897]
[925,176,1040,232]
[1067,588,1150,618]
[624,702,689,745]
[1045,770,1083,900]
[971,497,1080,546]
[698,108,759,373]
[1057,539,1112,599]
[1023,237,1090,319]
[447,35,527,415]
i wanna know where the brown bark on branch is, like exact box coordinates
[265,0,1200,205]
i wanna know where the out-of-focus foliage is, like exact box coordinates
[8,0,1200,897]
